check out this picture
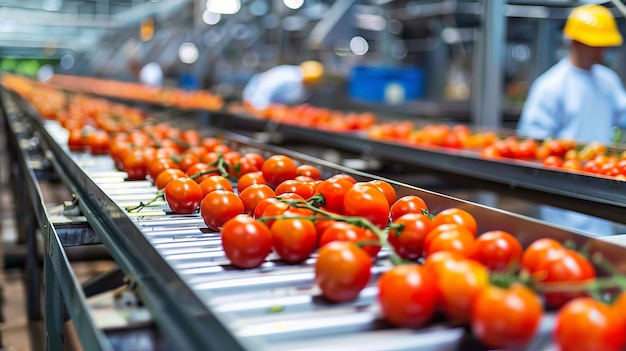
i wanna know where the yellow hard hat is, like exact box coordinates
[300,60,324,84]
[564,4,623,47]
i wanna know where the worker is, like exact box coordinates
[242,60,324,110]
[517,4,626,236]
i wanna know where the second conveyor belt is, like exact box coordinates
[210,111,626,225]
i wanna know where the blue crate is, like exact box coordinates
[348,66,425,103]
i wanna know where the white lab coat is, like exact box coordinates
[518,58,626,236]
[242,65,307,110]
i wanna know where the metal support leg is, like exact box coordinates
[82,267,124,298]
[44,254,64,351]
[25,213,42,320]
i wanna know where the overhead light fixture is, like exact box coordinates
[283,0,304,10]
[60,54,75,70]
[37,65,54,82]
[206,0,241,15]
[178,43,199,64]
[349,36,369,56]
[202,9,221,25]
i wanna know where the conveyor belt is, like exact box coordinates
[12,92,626,350]
[212,112,626,225]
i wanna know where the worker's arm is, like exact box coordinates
[517,79,561,140]
[611,76,626,129]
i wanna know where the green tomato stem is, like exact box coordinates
[276,196,405,265]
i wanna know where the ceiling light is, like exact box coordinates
[283,0,304,10]
[37,65,54,82]
[349,36,369,56]
[206,0,241,15]
[178,43,199,64]
[60,54,75,70]
[202,10,221,25]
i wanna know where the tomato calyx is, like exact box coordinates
[188,153,231,180]
[421,208,435,220]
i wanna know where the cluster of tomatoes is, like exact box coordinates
[234,102,378,132]
[212,168,626,351]
[126,136,623,350]
[367,120,626,181]
[368,122,498,150]
[4,74,224,112]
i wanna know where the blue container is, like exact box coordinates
[348,66,425,103]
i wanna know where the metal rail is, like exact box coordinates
[11,91,626,350]
[211,112,626,225]
[0,91,113,350]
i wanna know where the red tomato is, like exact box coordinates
[314,178,353,214]
[296,164,323,180]
[261,155,298,188]
[389,195,429,222]
[253,197,281,219]
[213,144,231,155]
[319,221,380,258]
[85,130,110,155]
[423,250,466,274]
[423,223,475,258]
[122,148,148,180]
[542,155,564,168]
[431,208,478,236]
[67,128,85,152]
[229,157,258,179]
[471,284,543,349]
[176,153,200,172]
[186,163,218,184]
[343,184,390,229]
[201,137,220,151]
[155,168,186,190]
[270,218,317,263]
[424,228,476,259]
[275,180,304,195]
[555,298,626,351]
[521,238,563,273]
[164,178,203,214]
[242,152,265,170]
[148,158,179,181]
[221,215,272,269]
[533,249,595,308]
[387,213,432,260]
[199,175,233,197]
[474,230,523,272]
[480,145,501,159]
[516,138,538,159]
[378,264,438,327]
[200,190,244,231]
[367,180,397,206]
[315,241,372,302]
[328,174,357,184]
[237,171,267,193]
[434,259,489,323]
[239,184,276,216]
[612,290,626,325]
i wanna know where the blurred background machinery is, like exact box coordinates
[2,0,626,127]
